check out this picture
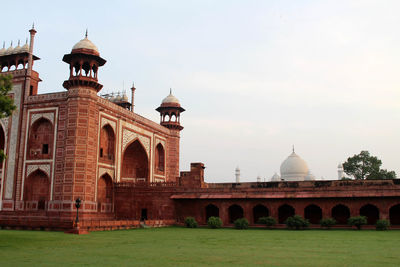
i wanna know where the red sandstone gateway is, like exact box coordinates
[0,28,399,231]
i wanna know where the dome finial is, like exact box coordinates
[85,29,88,38]
[170,88,172,95]
[2,42,4,49]
[18,39,20,46]
[32,22,35,30]
[25,38,28,44]
[292,145,295,153]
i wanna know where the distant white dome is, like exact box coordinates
[72,36,98,53]
[337,163,343,169]
[304,170,315,181]
[280,151,309,181]
[271,172,281,182]
[162,92,180,105]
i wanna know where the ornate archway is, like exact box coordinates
[304,204,322,224]
[24,170,50,210]
[278,204,295,224]
[121,139,149,182]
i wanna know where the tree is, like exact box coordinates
[343,151,396,180]
[0,74,16,161]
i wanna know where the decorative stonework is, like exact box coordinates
[101,117,116,132]
[0,118,9,140]
[122,129,150,155]
[30,112,54,126]
[156,139,166,148]
[26,164,51,178]
[99,167,114,180]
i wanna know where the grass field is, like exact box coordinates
[0,227,399,266]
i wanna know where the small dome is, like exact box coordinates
[20,42,29,53]
[280,151,309,181]
[5,44,14,55]
[304,170,315,181]
[72,34,99,54]
[337,163,343,169]
[14,42,21,54]
[0,44,6,56]
[122,94,128,102]
[271,172,280,181]
[162,92,180,105]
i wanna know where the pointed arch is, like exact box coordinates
[155,143,165,174]
[205,204,219,221]
[99,124,115,163]
[24,170,50,210]
[331,204,350,225]
[229,204,244,223]
[97,174,113,213]
[304,204,322,224]
[360,204,379,225]
[253,204,269,224]
[27,117,53,160]
[389,204,400,225]
[278,204,295,224]
[121,139,149,182]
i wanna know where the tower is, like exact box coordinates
[338,163,344,180]
[235,166,240,183]
[156,89,185,130]
[62,31,106,92]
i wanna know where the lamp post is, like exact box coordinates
[75,197,81,225]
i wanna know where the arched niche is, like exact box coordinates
[228,204,244,223]
[205,204,219,222]
[121,139,149,182]
[331,204,350,225]
[24,170,50,210]
[278,204,295,224]
[360,204,379,225]
[155,143,165,174]
[253,204,269,224]
[99,124,115,163]
[97,174,113,212]
[27,118,53,160]
[304,204,322,224]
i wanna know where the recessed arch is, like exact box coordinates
[24,169,50,210]
[155,143,165,173]
[304,204,322,224]
[27,118,53,160]
[205,204,219,221]
[278,204,295,224]
[389,204,400,225]
[360,204,379,225]
[121,139,149,182]
[253,204,269,224]
[331,204,350,225]
[229,204,244,223]
[97,174,113,212]
[99,124,115,163]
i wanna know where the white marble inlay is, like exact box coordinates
[122,129,150,155]
[101,117,116,132]
[30,112,54,126]
[26,164,51,178]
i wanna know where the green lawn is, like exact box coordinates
[0,227,399,266]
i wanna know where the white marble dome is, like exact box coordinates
[162,92,180,105]
[271,172,281,182]
[304,170,315,181]
[280,151,309,181]
[72,36,98,53]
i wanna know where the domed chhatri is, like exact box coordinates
[280,148,309,181]
[71,30,99,56]
[271,172,281,182]
[156,89,185,131]
[62,30,106,92]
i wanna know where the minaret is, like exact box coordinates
[235,166,240,183]
[62,30,106,92]
[338,163,344,180]
[131,82,136,112]
[156,89,185,131]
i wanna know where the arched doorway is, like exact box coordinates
[205,204,219,221]
[121,140,149,182]
[360,204,379,225]
[389,204,400,225]
[24,170,50,210]
[27,118,53,160]
[99,124,115,163]
[155,143,165,174]
[97,174,113,213]
[331,204,350,224]
[253,204,269,224]
[304,204,322,224]
[229,204,244,223]
[278,204,295,224]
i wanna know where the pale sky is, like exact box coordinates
[2,0,400,182]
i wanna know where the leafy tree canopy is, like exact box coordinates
[0,74,16,161]
[343,151,396,180]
